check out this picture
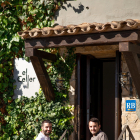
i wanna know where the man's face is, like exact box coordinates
[89,121,101,136]
[42,123,52,136]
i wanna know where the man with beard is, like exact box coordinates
[89,118,108,140]
[36,120,52,140]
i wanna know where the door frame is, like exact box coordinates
[75,51,122,140]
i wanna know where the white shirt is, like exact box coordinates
[35,132,50,140]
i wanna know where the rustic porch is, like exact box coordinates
[18,19,140,140]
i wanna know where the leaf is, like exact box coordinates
[47,10,51,15]
[3,97,8,102]
[38,106,42,111]
[23,5,28,10]
[43,20,47,26]
[11,35,20,42]
[30,9,38,15]
[58,2,61,6]
[7,43,12,49]
[28,5,33,11]
[39,22,43,28]
[3,19,8,27]
[48,21,51,27]
[35,25,40,28]
[62,94,67,98]
[12,47,19,53]
[0,30,4,37]
[27,0,32,3]
[0,51,6,57]
[3,83,8,88]
[0,73,3,78]
[51,20,55,27]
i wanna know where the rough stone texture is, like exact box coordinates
[121,54,140,140]
[136,99,140,120]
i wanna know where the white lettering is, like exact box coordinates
[131,103,135,108]
[127,103,131,109]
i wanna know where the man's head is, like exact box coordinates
[89,118,101,136]
[41,120,52,136]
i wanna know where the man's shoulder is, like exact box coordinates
[35,132,50,140]
[98,131,107,136]
[35,132,45,140]
[91,131,108,140]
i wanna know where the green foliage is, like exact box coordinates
[1,90,74,140]
[0,0,76,139]
[47,48,76,102]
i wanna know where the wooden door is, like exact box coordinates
[76,55,103,140]
[86,56,103,139]
[76,54,87,140]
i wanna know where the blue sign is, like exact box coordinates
[126,100,136,111]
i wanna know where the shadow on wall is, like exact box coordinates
[55,2,85,21]
[13,58,32,99]
[13,64,23,99]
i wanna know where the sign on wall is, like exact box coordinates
[126,100,136,111]
[13,58,40,99]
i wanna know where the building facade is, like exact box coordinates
[18,0,140,139]
[55,0,140,139]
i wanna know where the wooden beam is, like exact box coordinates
[25,30,140,48]
[30,56,55,101]
[25,48,57,62]
[119,42,140,98]
[119,42,140,54]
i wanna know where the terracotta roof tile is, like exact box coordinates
[18,19,140,39]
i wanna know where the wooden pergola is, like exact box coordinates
[18,19,140,140]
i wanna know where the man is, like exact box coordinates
[36,120,52,140]
[89,118,108,140]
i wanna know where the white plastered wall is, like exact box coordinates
[55,0,140,26]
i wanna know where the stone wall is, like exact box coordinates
[121,54,140,140]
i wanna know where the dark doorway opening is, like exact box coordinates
[102,61,115,139]
[77,55,117,140]
[90,58,115,140]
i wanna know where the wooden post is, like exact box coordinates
[30,56,55,101]
[115,51,121,140]
[119,42,140,98]
[24,48,57,101]
[86,56,90,140]
[76,54,81,140]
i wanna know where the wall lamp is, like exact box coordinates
[119,72,133,98]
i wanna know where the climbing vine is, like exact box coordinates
[0,0,76,139]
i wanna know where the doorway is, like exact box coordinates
[90,59,115,139]
[76,53,121,140]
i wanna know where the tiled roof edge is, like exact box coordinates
[17,19,140,39]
